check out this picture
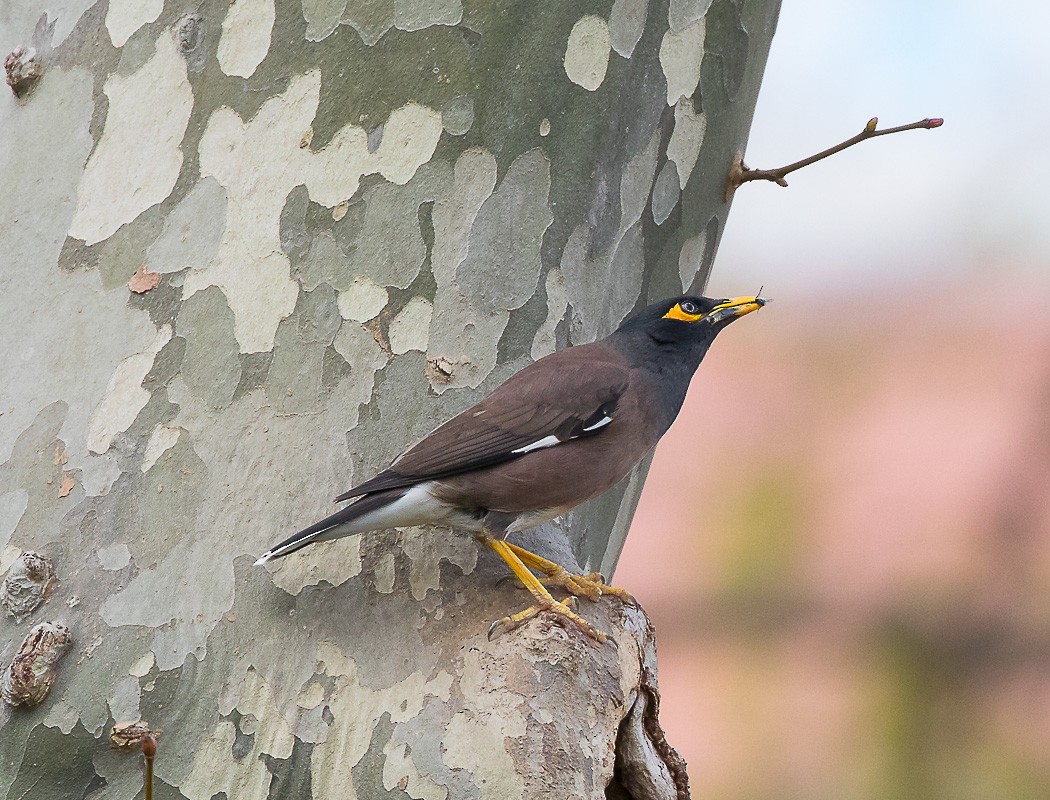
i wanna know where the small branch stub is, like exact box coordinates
[4,46,42,97]
[725,116,944,202]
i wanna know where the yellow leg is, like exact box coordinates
[479,535,608,642]
[503,541,634,604]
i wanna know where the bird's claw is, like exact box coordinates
[502,564,635,605]
[487,616,510,640]
[543,569,635,606]
[487,599,607,643]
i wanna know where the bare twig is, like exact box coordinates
[725,116,943,201]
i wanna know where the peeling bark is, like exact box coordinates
[0,1,779,796]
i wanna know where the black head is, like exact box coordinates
[610,293,768,369]
[617,294,767,337]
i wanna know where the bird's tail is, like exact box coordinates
[254,488,407,564]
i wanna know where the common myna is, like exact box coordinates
[257,294,767,640]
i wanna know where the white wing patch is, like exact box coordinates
[510,412,614,456]
[582,415,613,432]
[511,435,562,455]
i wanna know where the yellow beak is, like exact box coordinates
[708,295,768,321]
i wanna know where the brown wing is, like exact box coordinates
[336,343,630,500]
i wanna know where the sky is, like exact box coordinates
[712,0,1050,297]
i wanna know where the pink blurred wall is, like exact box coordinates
[618,278,1050,799]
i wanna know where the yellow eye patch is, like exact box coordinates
[662,303,703,322]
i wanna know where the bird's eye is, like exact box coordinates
[679,300,700,315]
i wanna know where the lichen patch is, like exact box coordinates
[99,533,235,670]
[425,149,551,390]
[187,72,443,353]
[559,128,657,345]
[659,17,706,104]
[337,278,389,323]
[217,0,275,78]
[141,424,181,472]
[145,177,228,276]
[105,0,163,47]
[86,325,172,454]
[97,542,132,571]
[0,490,29,556]
[388,297,433,355]
[564,16,612,92]
[669,0,713,32]
[68,30,193,245]
[531,268,568,360]
[268,534,363,594]
[609,0,648,57]
[678,228,708,294]
[667,97,707,189]
[310,654,456,800]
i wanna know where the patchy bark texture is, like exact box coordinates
[0,0,778,797]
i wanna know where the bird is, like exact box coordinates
[256,293,768,641]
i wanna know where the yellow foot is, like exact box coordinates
[503,541,635,605]
[487,596,607,643]
[478,534,635,643]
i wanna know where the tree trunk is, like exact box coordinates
[0,1,779,797]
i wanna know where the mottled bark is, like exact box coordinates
[0,1,778,797]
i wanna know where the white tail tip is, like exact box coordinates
[253,553,273,566]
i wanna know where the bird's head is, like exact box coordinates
[617,293,768,343]
[611,293,768,371]
[610,292,769,410]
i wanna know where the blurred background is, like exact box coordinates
[619,1,1050,798]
